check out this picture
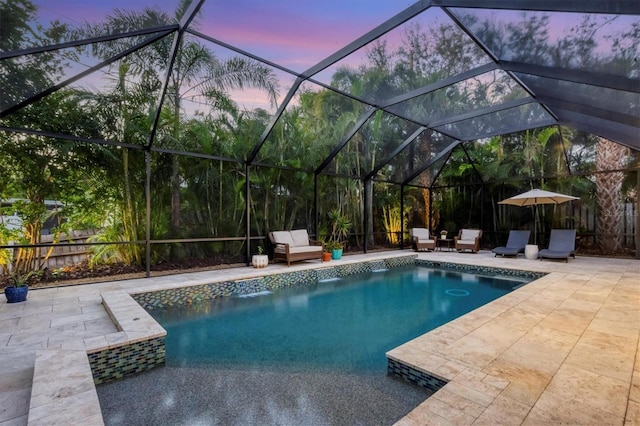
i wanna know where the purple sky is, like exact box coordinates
[31,0,414,112]
[34,0,413,72]
[30,1,636,113]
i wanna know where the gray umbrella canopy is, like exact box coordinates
[499,189,579,245]
[499,189,579,206]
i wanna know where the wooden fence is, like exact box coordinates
[2,229,97,273]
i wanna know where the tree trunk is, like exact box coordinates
[171,156,181,229]
[595,138,628,253]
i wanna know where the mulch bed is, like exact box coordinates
[2,256,245,290]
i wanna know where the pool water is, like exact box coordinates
[151,265,531,374]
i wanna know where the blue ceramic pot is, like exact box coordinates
[5,285,28,303]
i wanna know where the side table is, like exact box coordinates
[437,238,454,252]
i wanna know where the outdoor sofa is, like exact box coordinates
[268,229,324,266]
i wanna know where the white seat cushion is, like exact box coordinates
[288,246,322,254]
[274,245,322,254]
[460,229,480,240]
[290,229,310,247]
[271,231,295,247]
[411,228,430,240]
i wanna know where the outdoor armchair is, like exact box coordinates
[454,229,482,253]
[410,228,436,251]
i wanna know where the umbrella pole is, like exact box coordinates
[533,205,538,245]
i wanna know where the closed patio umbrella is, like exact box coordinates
[499,189,579,244]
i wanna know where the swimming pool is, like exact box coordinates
[98,263,536,424]
[150,265,531,374]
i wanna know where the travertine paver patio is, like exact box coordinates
[0,250,638,425]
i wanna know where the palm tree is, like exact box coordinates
[81,0,278,235]
[596,137,629,253]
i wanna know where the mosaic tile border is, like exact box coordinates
[133,255,418,310]
[88,336,165,385]
[387,357,448,392]
[416,259,546,280]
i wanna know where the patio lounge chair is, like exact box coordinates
[492,230,530,257]
[454,229,482,253]
[410,228,436,251]
[538,229,577,262]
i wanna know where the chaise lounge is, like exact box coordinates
[268,229,324,266]
[410,228,437,251]
[538,229,577,262]
[454,228,482,253]
[492,230,530,257]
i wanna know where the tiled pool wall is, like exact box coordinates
[416,259,546,280]
[387,358,448,392]
[88,336,165,385]
[132,255,417,310]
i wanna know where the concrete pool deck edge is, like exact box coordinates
[2,250,638,425]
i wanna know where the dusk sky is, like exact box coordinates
[28,1,636,113]
[31,0,416,111]
[34,0,413,72]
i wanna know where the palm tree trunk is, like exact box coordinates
[596,137,628,253]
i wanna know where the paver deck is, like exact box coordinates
[0,250,638,425]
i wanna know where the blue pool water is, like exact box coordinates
[151,265,531,374]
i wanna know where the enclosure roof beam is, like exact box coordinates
[499,61,640,94]
[555,110,640,151]
[403,139,462,185]
[315,108,377,175]
[0,26,178,60]
[247,78,304,163]
[536,94,639,128]
[0,126,146,150]
[303,1,433,79]
[426,97,536,128]
[0,31,171,119]
[145,0,206,151]
[380,63,498,108]
[364,126,427,181]
[433,0,640,15]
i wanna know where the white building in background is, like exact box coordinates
[0,198,65,234]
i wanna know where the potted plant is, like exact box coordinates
[321,242,332,262]
[4,269,34,303]
[251,244,268,268]
[328,209,351,260]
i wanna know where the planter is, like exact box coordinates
[5,285,28,303]
[252,254,269,268]
[524,244,539,260]
[322,252,332,262]
[331,248,343,260]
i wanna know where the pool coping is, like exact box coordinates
[22,251,639,425]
